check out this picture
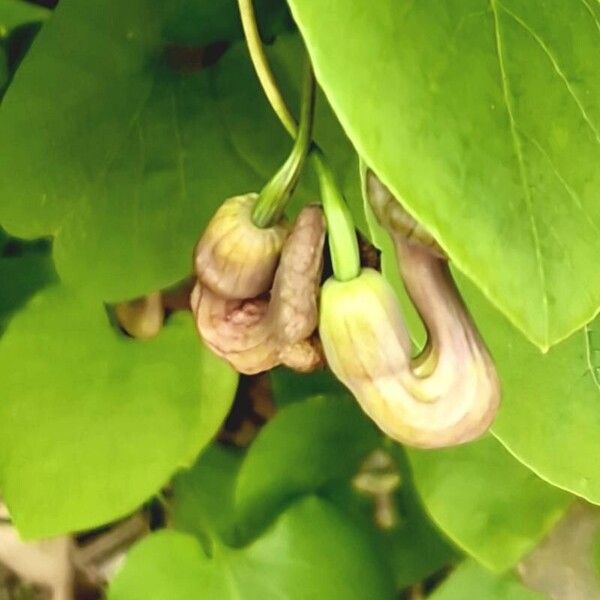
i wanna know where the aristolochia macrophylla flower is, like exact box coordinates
[191,205,325,375]
[194,194,290,300]
[319,169,500,449]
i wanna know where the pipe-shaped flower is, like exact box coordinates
[319,171,500,449]
[192,205,325,375]
[194,194,289,300]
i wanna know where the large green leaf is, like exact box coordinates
[0,0,357,302]
[430,561,544,600]
[407,436,570,571]
[0,285,237,538]
[108,497,395,600]
[287,0,600,349]
[234,395,379,536]
[459,273,600,507]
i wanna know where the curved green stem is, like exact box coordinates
[251,60,315,228]
[313,149,360,281]
[237,0,297,138]
[239,0,360,280]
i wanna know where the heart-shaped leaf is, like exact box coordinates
[174,403,457,592]
[0,285,237,537]
[109,497,395,600]
[287,0,600,349]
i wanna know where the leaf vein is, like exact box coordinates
[207,69,271,184]
[579,0,600,35]
[524,132,600,239]
[490,0,549,342]
[496,0,600,145]
[92,78,156,191]
[584,323,600,392]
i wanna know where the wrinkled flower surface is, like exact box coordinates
[192,204,325,375]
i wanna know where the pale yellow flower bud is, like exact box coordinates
[194,194,289,300]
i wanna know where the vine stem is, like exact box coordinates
[251,59,315,228]
[238,0,297,138]
[238,0,360,280]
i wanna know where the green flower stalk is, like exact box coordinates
[319,171,500,449]
[313,150,360,282]
[192,205,325,375]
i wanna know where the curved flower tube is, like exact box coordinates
[366,169,446,260]
[194,194,289,300]
[192,205,325,375]
[319,172,500,449]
